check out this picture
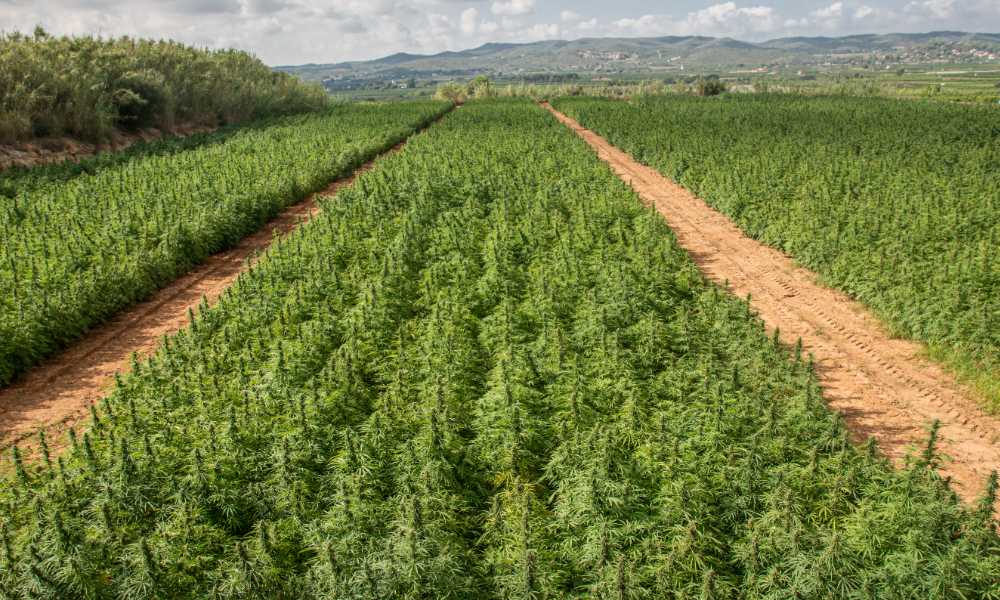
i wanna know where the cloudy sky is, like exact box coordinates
[2,0,999,65]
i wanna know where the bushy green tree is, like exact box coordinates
[0,30,329,142]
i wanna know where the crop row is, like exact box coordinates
[1,99,995,598]
[0,101,450,386]
[0,118,284,199]
[552,95,1000,409]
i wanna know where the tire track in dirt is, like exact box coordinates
[545,102,1000,505]
[0,110,452,455]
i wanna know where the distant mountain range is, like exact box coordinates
[277,31,1000,86]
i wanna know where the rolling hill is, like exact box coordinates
[277,31,1000,86]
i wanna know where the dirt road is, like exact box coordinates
[546,103,1000,504]
[0,117,446,455]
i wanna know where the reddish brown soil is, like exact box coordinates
[546,103,1000,505]
[0,123,215,172]
[0,135,421,457]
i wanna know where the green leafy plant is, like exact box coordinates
[554,94,1000,411]
[0,30,330,143]
[1,99,996,598]
[0,101,450,385]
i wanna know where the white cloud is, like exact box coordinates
[782,1,895,31]
[491,0,534,17]
[611,3,778,38]
[904,0,955,18]
[460,6,478,35]
[3,0,1000,66]
[523,22,559,39]
[807,1,846,29]
[854,5,876,19]
[901,0,1000,28]
[427,12,453,37]
[684,2,777,35]
[611,14,672,36]
[334,15,367,33]
[811,2,844,18]
[499,16,520,30]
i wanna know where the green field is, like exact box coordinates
[0,101,449,387]
[553,94,1000,412]
[747,65,1000,103]
[335,63,1000,105]
[1,99,996,598]
[1,120,279,198]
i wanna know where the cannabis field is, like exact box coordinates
[0,101,449,386]
[552,95,1000,411]
[1,99,997,598]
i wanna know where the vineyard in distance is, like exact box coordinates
[0,32,999,598]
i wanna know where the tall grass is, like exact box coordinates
[435,76,729,103]
[0,28,329,143]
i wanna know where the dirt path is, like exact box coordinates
[545,103,1000,504]
[0,117,445,456]
[0,123,215,172]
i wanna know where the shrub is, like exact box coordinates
[435,82,468,103]
[695,78,727,96]
[468,75,497,98]
[0,30,329,143]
